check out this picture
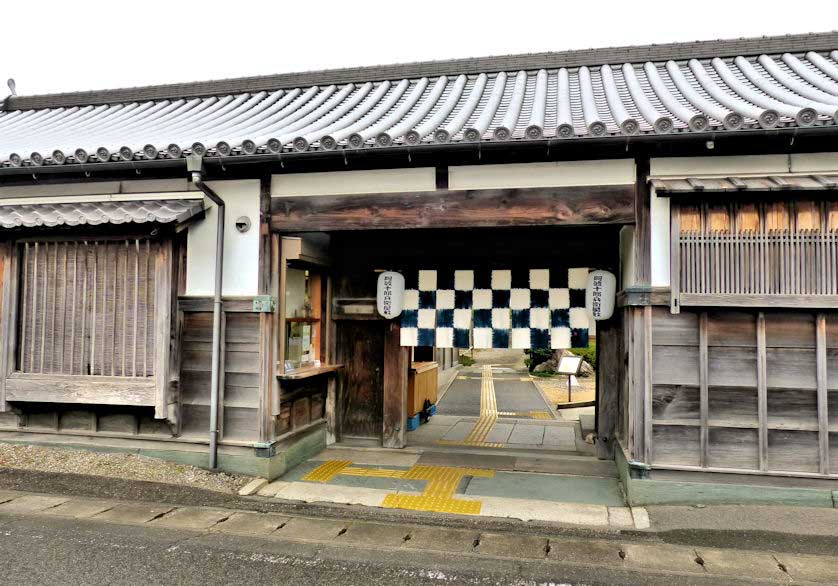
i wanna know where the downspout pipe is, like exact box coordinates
[187,154,225,470]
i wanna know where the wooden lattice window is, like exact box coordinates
[17,239,160,377]
[671,199,838,310]
[0,236,174,416]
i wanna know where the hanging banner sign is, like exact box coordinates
[586,270,616,321]
[377,271,405,319]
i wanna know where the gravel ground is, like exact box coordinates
[533,375,596,404]
[0,442,253,494]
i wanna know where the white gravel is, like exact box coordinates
[0,442,254,494]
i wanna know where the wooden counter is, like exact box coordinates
[408,361,438,417]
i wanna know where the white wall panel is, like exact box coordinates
[448,160,635,190]
[186,179,260,296]
[650,155,790,177]
[650,187,670,287]
[789,152,838,173]
[271,168,435,197]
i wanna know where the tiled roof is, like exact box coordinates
[1,33,838,169]
[0,199,205,228]
[652,174,838,193]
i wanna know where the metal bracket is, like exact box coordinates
[252,295,276,313]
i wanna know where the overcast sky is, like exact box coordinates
[1,0,835,97]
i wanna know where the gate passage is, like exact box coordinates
[399,268,590,350]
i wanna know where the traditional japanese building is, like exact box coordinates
[1,32,837,506]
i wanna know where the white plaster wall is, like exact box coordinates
[650,154,791,177]
[185,179,260,296]
[448,159,635,190]
[650,187,670,287]
[790,152,838,173]
[272,168,435,196]
[0,178,191,198]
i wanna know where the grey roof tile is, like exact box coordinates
[0,199,205,228]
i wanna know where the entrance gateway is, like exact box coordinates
[273,175,631,513]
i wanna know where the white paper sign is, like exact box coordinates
[377,271,405,319]
[586,270,616,321]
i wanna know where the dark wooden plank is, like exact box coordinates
[153,240,173,419]
[382,320,408,449]
[0,242,18,412]
[680,293,838,308]
[595,315,620,459]
[270,185,635,231]
[634,158,651,285]
[699,311,709,468]
[643,306,653,463]
[670,203,681,313]
[178,297,261,313]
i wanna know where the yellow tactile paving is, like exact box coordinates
[529,410,553,420]
[341,467,407,479]
[441,365,502,448]
[300,460,495,515]
[301,459,352,482]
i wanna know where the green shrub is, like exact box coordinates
[569,341,597,370]
[523,348,553,372]
[458,354,475,366]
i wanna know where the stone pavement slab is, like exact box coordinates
[513,456,617,477]
[0,490,21,504]
[547,537,625,565]
[0,494,67,514]
[340,521,411,546]
[213,511,289,536]
[311,447,420,468]
[441,420,475,441]
[416,451,516,470]
[238,478,268,496]
[93,502,174,525]
[273,517,348,542]
[43,498,115,519]
[478,496,610,525]
[696,547,791,582]
[777,553,838,583]
[623,542,705,574]
[476,532,549,559]
[151,507,231,530]
[484,423,514,443]
[257,480,292,497]
[542,425,577,448]
[607,507,635,528]
[507,424,545,445]
[465,470,625,506]
[401,526,479,553]
[275,482,391,507]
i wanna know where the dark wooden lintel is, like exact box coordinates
[270,185,635,232]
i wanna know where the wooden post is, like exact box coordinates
[756,311,768,471]
[698,311,709,467]
[670,203,681,313]
[257,176,276,441]
[153,240,173,420]
[595,314,620,460]
[0,242,19,413]
[642,305,653,464]
[382,320,408,449]
[633,158,652,285]
[815,313,829,475]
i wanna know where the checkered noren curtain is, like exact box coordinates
[399,269,590,349]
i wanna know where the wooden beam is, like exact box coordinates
[178,297,265,313]
[382,320,408,449]
[756,312,768,471]
[815,313,830,475]
[6,373,156,406]
[699,311,709,468]
[269,185,635,232]
[679,293,838,309]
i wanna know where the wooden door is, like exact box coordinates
[337,320,384,439]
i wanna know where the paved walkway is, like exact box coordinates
[267,446,630,524]
[410,364,590,453]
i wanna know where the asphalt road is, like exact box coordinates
[0,513,758,586]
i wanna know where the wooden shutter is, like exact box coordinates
[17,239,159,377]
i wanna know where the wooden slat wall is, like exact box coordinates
[650,307,837,478]
[675,200,838,302]
[179,311,261,442]
[18,240,156,377]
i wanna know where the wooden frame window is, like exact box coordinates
[0,236,173,416]
[671,198,838,311]
[283,266,324,370]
